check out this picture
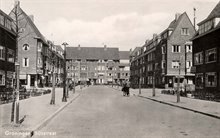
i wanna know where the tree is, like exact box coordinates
[9,1,30,124]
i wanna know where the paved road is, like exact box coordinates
[34,86,220,138]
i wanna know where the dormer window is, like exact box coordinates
[199,20,213,34]
[0,14,4,26]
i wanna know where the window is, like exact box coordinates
[172,60,180,68]
[0,14,4,25]
[162,61,166,69]
[147,63,153,71]
[81,66,86,70]
[181,28,189,35]
[38,57,42,67]
[206,48,217,63]
[38,42,42,52]
[0,70,5,86]
[148,76,153,85]
[161,46,165,54]
[186,45,192,53]
[23,44,30,51]
[0,46,5,60]
[23,58,29,67]
[5,19,11,30]
[7,49,15,63]
[186,61,192,68]
[194,52,203,65]
[172,45,180,53]
[205,72,217,87]
[195,73,203,89]
[124,66,130,71]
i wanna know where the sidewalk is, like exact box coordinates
[111,86,220,119]
[0,86,85,138]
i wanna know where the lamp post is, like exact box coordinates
[72,60,75,93]
[50,53,56,105]
[177,62,181,103]
[139,77,141,95]
[62,42,68,102]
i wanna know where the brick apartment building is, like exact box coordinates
[9,2,64,88]
[0,10,16,91]
[130,12,196,89]
[66,45,130,85]
[192,1,220,97]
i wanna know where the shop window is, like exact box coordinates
[205,72,217,87]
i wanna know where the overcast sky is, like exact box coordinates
[1,0,219,50]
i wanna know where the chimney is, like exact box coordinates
[78,44,81,50]
[153,34,157,40]
[104,45,107,51]
[175,13,181,21]
[145,39,149,44]
[14,0,20,7]
[29,15,34,23]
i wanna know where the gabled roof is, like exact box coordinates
[198,1,220,25]
[119,51,130,60]
[130,47,141,56]
[9,4,47,44]
[56,45,64,52]
[66,47,119,60]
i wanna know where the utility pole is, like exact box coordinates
[62,42,68,102]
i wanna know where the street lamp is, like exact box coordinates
[62,42,68,102]
[152,63,158,97]
[177,62,181,103]
[139,77,141,95]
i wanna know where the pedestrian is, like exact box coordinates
[126,81,130,97]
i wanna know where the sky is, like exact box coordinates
[0,0,219,51]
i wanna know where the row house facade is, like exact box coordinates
[192,1,220,97]
[130,12,196,90]
[66,45,130,85]
[0,10,16,91]
[9,2,64,88]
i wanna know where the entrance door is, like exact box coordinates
[30,75,35,86]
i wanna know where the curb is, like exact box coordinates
[26,92,81,138]
[138,95,220,120]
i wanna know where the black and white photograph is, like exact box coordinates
[0,0,220,137]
